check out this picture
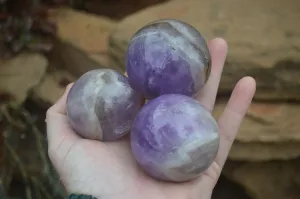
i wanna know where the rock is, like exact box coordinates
[83,0,168,20]
[108,0,300,100]
[32,68,76,105]
[0,53,48,105]
[229,141,300,161]
[223,159,300,199]
[214,102,300,142]
[212,102,300,161]
[48,7,120,77]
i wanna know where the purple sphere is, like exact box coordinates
[126,19,211,99]
[66,69,143,141]
[130,94,219,182]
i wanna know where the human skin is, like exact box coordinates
[46,38,256,199]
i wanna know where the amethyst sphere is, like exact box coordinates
[66,69,142,141]
[126,19,211,99]
[130,94,219,182]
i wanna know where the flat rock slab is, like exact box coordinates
[214,102,300,142]
[213,102,300,161]
[109,0,300,100]
[32,68,76,105]
[228,141,300,161]
[83,0,168,20]
[48,7,120,77]
[0,53,48,105]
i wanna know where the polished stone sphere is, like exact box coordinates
[126,19,211,99]
[66,69,143,141]
[130,94,219,182]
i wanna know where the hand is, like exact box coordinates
[46,38,256,199]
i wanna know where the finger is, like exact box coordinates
[215,76,256,168]
[196,38,228,112]
[46,83,80,152]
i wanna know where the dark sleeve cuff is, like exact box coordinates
[66,194,98,199]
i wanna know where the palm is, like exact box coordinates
[52,133,218,199]
[46,38,256,199]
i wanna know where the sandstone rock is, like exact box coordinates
[214,102,300,142]
[48,7,120,77]
[0,53,48,105]
[212,102,300,161]
[32,68,76,105]
[84,0,168,20]
[229,141,300,161]
[108,0,300,100]
[223,159,300,199]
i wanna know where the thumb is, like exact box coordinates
[46,83,80,161]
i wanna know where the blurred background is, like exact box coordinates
[0,0,299,198]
